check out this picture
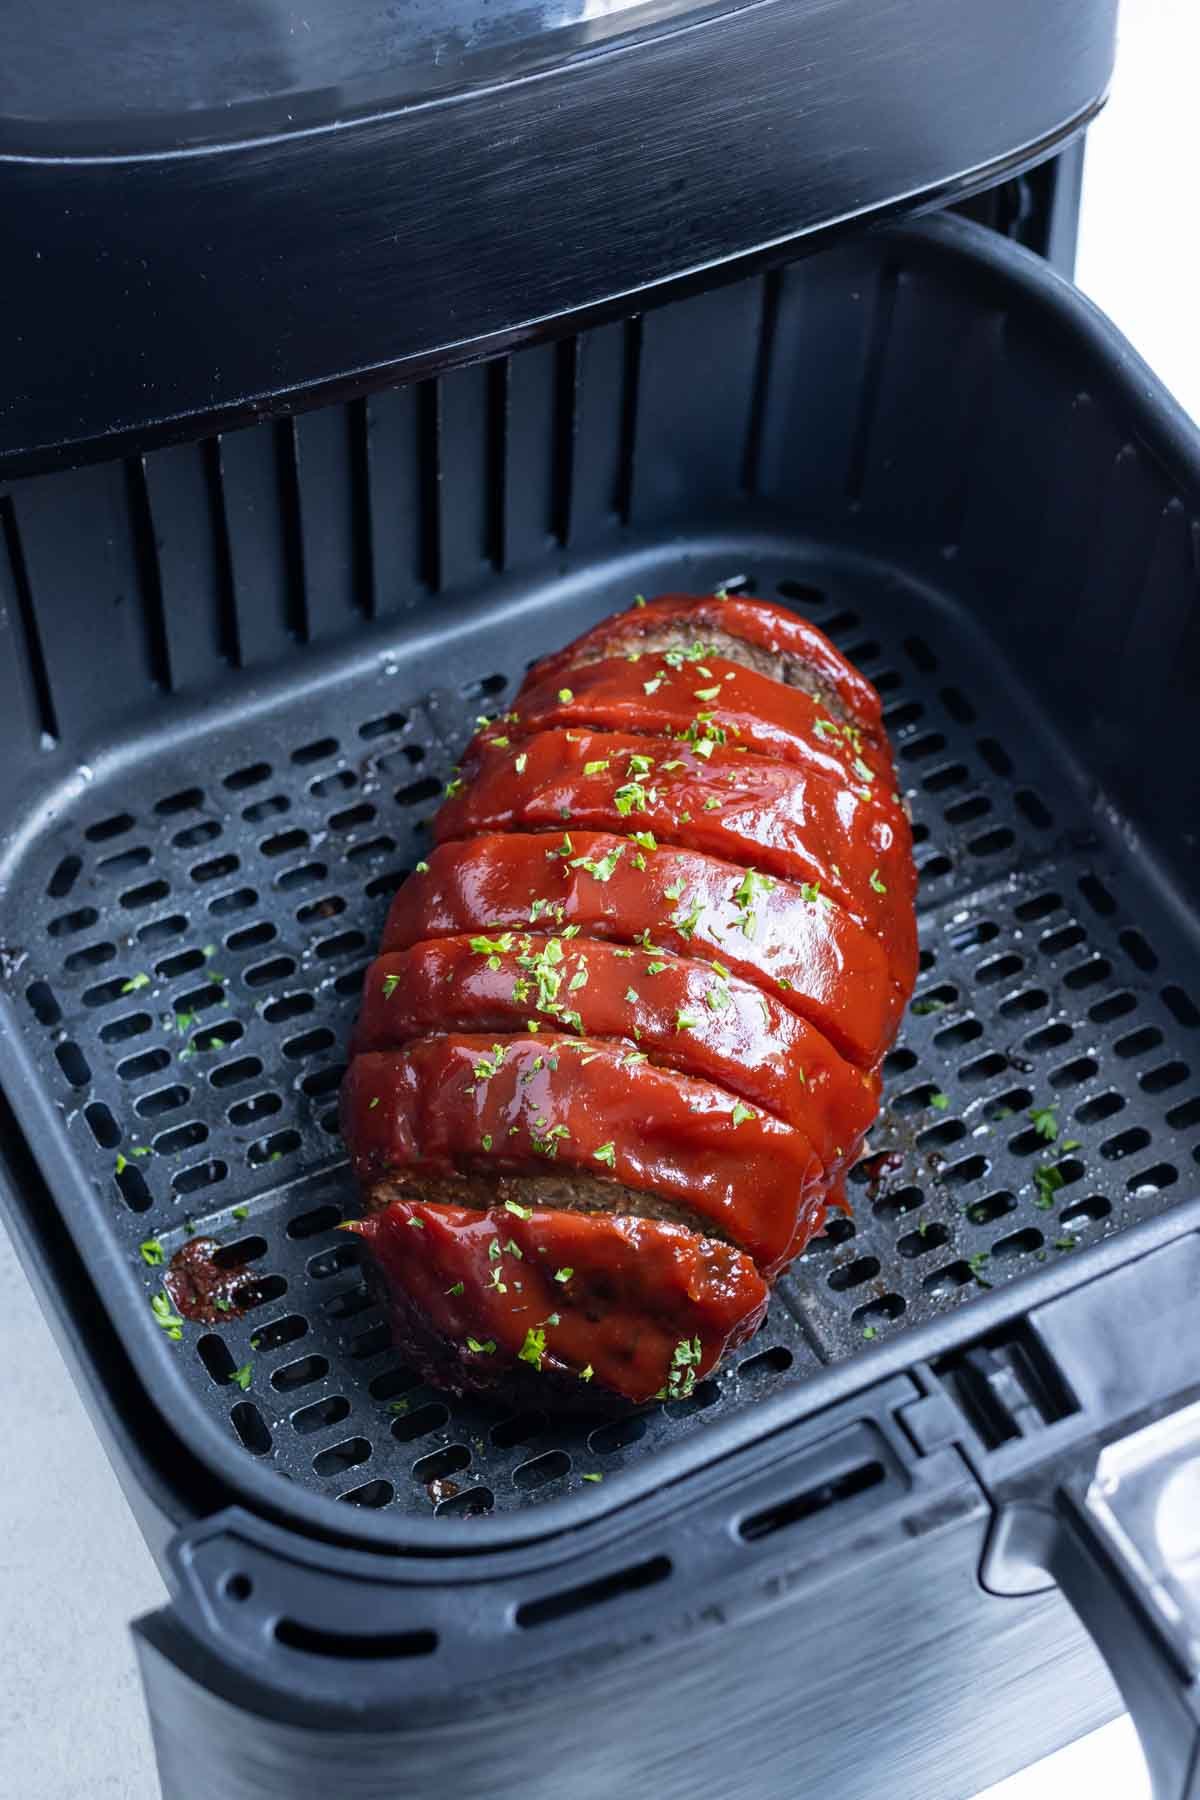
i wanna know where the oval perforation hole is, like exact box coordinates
[360,711,409,742]
[224,762,271,792]
[55,1041,91,1088]
[737,1345,793,1378]
[242,794,290,824]
[253,1314,308,1353]
[437,1486,493,1517]
[490,1411,549,1450]
[226,921,277,954]
[297,895,346,927]
[412,1445,472,1488]
[248,1128,301,1167]
[965,1190,1016,1227]
[197,1334,237,1386]
[588,1416,647,1456]
[827,1256,880,1293]
[271,1355,329,1393]
[209,886,258,917]
[515,1556,671,1631]
[172,1158,227,1196]
[287,1203,342,1239]
[344,1480,397,1509]
[210,1054,263,1089]
[510,1450,572,1491]
[155,787,204,816]
[292,1396,351,1437]
[392,1402,450,1443]
[292,737,339,766]
[231,1402,272,1454]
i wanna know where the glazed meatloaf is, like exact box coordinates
[341,593,917,1407]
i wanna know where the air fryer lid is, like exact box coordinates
[0,0,1116,474]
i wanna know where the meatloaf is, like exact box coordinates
[340,593,917,1407]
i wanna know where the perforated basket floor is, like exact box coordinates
[6,528,1200,1519]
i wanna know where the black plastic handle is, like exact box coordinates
[1050,1407,1200,1800]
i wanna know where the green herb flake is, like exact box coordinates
[230,1363,253,1391]
[150,1291,184,1340]
[557,688,574,703]
[115,1153,129,1176]
[445,776,464,798]
[929,1091,950,1111]
[1055,1236,1078,1251]
[381,973,401,1000]
[1061,1139,1082,1153]
[614,781,649,817]
[513,753,528,775]
[911,997,946,1016]
[232,1205,249,1220]
[582,1471,603,1481]
[505,1199,533,1220]
[693,685,721,702]
[813,719,841,742]
[368,1096,380,1109]
[445,1282,465,1297]
[546,833,574,860]
[655,1334,702,1401]
[570,844,624,882]
[862,1325,878,1341]
[869,868,887,894]
[1029,1106,1058,1143]
[407,1215,425,1230]
[555,1267,573,1284]
[703,796,722,811]
[593,1142,616,1168]
[583,759,611,776]
[967,1252,992,1287]
[481,1133,493,1151]
[518,1326,547,1369]
[139,1238,164,1266]
[853,757,875,784]
[415,859,430,872]
[730,1102,756,1127]
[643,675,665,695]
[1033,1163,1066,1209]
[467,1337,497,1355]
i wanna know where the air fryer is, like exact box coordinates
[4,4,1200,1798]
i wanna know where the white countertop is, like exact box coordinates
[1,3,1193,1794]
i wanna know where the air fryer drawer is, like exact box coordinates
[2,213,1198,1799]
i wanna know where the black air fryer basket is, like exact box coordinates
[5,3,1200,1796]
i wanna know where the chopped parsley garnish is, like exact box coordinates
[470,932,515,962]
[381,973,401,999]
[692,739,714,760]
[732,868,775,938]
[799,881,827,906]
[813,719,840,741]
[150,1291,183,1340]
[472,1044,508,1082]
[1029,1106,1058,1142]
[505,1199,533,1220]
[558,688,574,703]
[645,960,668,976]
[614,781,650,816]
[1033,1163,1065,1209]
[230,1364,253,1391]
[703,796,722,811]
[869,869,887,894]
[415,859,430,872]
[1061,1139,1082,1153]
[518,1326,547,1369]
[593,1142,616,1167]
[929,1092,950,1111]
[579,1364,595,1382]
[555,1267,573,1283]
[446,1281,465,1296]
[1055,1236,1078,1252]
[706,984,731,1013]
[624,986,639,1005]
[656,1335,702,1400]
[663,878,685,901]
[911,997,946,1015]
[853,757,875,784]
[623,1048,648,1067]
[862,1325,878,1341]
[630,830,657,851]
[139,1238,164,1266]
[514,753,528,774]
[570,844,624,882]
[232,1205,248,1220]
[675,1010,700,1033]
[672,899,703,939]
[407,1216,425,1230]
[467,1337,497,1355]
[626,752,655,778]
[531,1121,570,1158]
[730,1102,756,1127]
[693,685,721,702]
[481,1133,493,1151]
[489,1267,507,1294]
[584,759,611,776]
[967,1252,992,1287]
[505,1239,523,1258]
[368,1096,380,1109]
[546,833,574,859]
[643,675,665,695]
[582,1471,603,1481]
[445,776,464,798]
[121,972,151,993]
